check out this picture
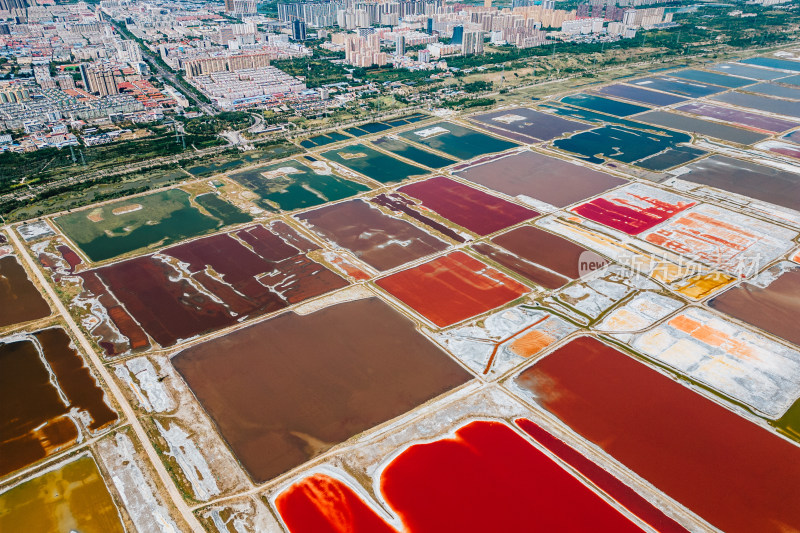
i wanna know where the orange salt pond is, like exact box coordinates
[629,307,800,418]
[434,305,577,378]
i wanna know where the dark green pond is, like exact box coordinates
[56,189,245,262]
[398,121,518,160]
[321,144,429,184]
[229,159,370,211]
[371,137,456,169]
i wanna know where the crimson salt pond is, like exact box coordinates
[514,336,800,532]
[275,421,645,533]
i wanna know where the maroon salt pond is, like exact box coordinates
[708,262,800,347]
[396,176,538,236]
[371,193,465,242]
[296,199,448,271]
[474,225,606,289]
[89,224,346,347]
[455,151,626,208]
[676,102,799,133]
[515,335,800,533]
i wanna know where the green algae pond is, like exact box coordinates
[371,137,456,169]
[321,143,430,184]
[55,188,251,262]
[343,122,393,137]
[299,131,351,149]
[185,145,299,176]
[399,121,518,161]
[228,159,370,211]
[342,112,430,137]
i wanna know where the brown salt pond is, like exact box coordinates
[490,225,606,281]
[674,155,800,212]
[455,151,626,209]
[0,455,124,533]
[708,262,800,346]
[0,255,50,328]
[296,199,448,271]
[515,335,800,533]
[0,327,117,477]
[472,243,568,290]
[469,107,592,143]
[172,297,471,483]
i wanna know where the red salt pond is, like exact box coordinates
[515,419,687,533]
[326,254,371,281]
[56,245,82,273]
[276,474,397,533]
[396,176,538,236]
[376,251,529,327]
[276,421,644,533]
[572,189,695,235]
[515,336,800,533]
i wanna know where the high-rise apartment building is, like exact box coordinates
[291,19,307,41]
[225,0,257,17]
[0,0,27,10]
[278,1,341,27]
[451,25,463,44]
[462,30,484,55]
[56,74,75,90]
[80,64,119,96]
